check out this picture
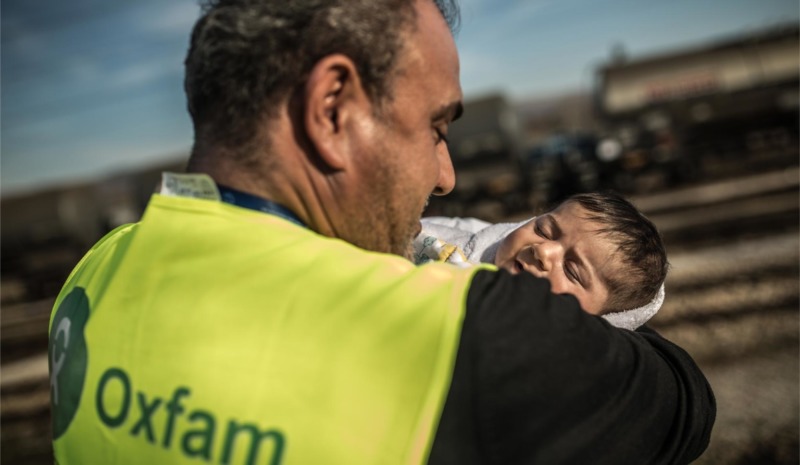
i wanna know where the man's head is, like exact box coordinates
[184,0,462,259]
[494,192,668,314]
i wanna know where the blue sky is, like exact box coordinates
[2,0,797,196]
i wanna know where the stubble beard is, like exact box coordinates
[376,181,422,261]
[349,157,422,260]
[390,210,422,260]
[346,200,419,260]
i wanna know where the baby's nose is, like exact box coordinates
[533,241,562,270]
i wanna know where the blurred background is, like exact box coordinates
[2,0,798,463]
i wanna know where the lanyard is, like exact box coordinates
[217,184,306,229]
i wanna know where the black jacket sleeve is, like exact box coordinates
[428,270,715,465]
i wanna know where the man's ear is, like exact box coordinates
[304,54,369,171]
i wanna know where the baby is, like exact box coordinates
[414,191,668,330]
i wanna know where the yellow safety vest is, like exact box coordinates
[49,191,482,465]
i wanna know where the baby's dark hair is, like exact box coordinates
[561,191,668,313]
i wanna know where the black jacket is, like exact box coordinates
[429,270,715,465]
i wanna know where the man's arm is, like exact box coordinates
[429,270,715,465]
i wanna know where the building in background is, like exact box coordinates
[594,23,799,192]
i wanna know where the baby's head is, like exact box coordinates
[494,192,667,315]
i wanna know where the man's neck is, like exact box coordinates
[188,149,342,241]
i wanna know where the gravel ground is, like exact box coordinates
[652,229,799,464]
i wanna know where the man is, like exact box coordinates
[48,1,714,464]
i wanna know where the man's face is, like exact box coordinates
[350,0,462,259]
[493,202,619,314]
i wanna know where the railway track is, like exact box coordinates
[643,169,800,465]
[2,166,798,464]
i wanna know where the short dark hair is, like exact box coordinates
[562,191,668,313]
[184,0,460,161]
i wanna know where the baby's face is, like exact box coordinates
[494,201,619,314]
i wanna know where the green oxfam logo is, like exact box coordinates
[49,287,91,439]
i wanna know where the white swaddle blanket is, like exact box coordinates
[414,216,664,331]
